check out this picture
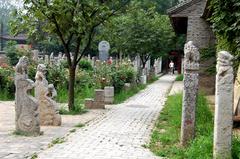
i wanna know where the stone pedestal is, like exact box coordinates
[85,90,105,109]
[180,41,200,146]
[140,75,147,84]
[104,86,114,104]
[213,51,234,159]
[85,98,94,109]
[15,56,41,136]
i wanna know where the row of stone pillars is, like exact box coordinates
[181,41,234,159]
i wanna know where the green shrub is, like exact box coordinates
[0,65,15,100]
[47,65,68,89]
[4,41,21,66]
[79,59,93,71]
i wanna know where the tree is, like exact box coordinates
[10,0,130,110]
[97,4,175,69]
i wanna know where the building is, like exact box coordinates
[167,0,215,49]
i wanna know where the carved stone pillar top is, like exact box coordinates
[184,41,200,71]
[216,51,234,86]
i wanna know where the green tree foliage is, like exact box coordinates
[10,0,130,110]
[210,0,240,71]
[97,4,175,68]
[0,0,15,34]
[4,40,21,65]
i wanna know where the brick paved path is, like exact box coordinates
[38,75,176,159]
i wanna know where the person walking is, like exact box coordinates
[169,60,175,74]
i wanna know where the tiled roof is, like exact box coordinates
[167,0,202,14]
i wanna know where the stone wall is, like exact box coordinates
[170,0,216,49]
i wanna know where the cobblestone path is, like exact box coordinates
[38,75,176,159]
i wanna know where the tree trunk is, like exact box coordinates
[68,66,76,111]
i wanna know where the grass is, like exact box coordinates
[30,153,38,159]
[175,74,184,81]
[57,86,94,115]
[149,93,240,158]
[148,75,159,84]
[48,137,66,148]
[12,130,42,137]
[74,123,85,128]
[114,84,146,104]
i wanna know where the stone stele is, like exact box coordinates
[213,51,234,159]
[234,64,240,115]
[15,56,40,135]
[35,64,61,126]
[180,41,200,146]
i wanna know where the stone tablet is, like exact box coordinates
[15,56,40,136]
[98,41,110,61]
[234,64,240,115]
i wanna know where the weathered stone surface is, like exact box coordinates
[104,86,114,104]
[85,98,94,109]
[35,64,61,126]
[181,41,200,146]
[140,75,147,84]
[98,41,110,61]
[15,56,40,135]
[234,64,240,115]
[95,89,105,102]
[213,51,234,159]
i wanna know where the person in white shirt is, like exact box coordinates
[169,61,175,74]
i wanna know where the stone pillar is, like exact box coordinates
[15,56,41,136]
[104,86,114,104]
[180,41,200,146]
[213,51,234,159]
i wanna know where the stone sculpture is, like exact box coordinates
[35,64,61,126]
[180,41,200,146]
[234,64,240,115]
[213,51,234,159]
[98,41,110,61]
[15,56,40,135]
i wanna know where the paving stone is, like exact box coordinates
[37,75,175,159]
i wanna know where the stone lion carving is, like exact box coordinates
[216,51,234,87]
[15,56,29,79]
[35,64,61,126]
[184,41,200,71]
[15,56,40,135]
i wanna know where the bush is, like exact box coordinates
[47,65,68,89]
[0,65,15,100]
[79,59,93,71]
[4,41,21,66]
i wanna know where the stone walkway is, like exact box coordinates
[0,101,106,159]
[38,75,176,159]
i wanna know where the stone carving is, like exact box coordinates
[98,41,110,61]
[35,64,61,126]
[234,64,240,115]
[181,41,200,146]
[213,51,233,159]
[184,41,200,71]
[15,56,40,135]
